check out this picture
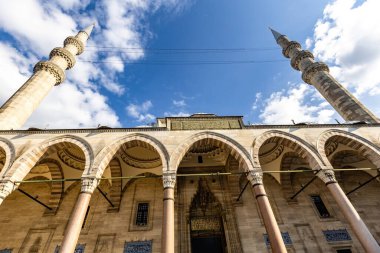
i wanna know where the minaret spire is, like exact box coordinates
[0,24,94,130]
[269,27,283,41]
[271,29,380,123]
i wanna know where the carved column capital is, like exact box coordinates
[0,180,17,200]
[49,47,76,69]
[301,62,330,84]
[317,169,337,184]
[282,41,301,58]
[81,177,98,194]
[247,170,263,186]
[33,61,65,85]
[162,171,176,189]
[291,50,314,70]
[64,36,84,55]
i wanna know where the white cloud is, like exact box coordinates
[173,99,186,107]
[312,0,380,101]
[259,83,337,124]
[0,0,189,129]
[251,92,262,110]
[126,100,155,122]
[164,111,190,117]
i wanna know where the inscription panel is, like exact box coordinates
[190,217,221,231]
[124,241,152,253]
[171,119,241,130]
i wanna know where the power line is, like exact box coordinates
[86,46,278,52]
[78,59,287,65]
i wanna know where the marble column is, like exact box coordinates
[60,177,98,253]
[248,171,287,253]
[161,171,176,253]
[318,169,380,253]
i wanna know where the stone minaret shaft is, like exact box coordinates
[0,25,94,130]
[270,28,380,123]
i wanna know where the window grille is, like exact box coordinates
[310,195,330,218]
[136,203,149,226]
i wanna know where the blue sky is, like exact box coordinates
[0,0,379,128]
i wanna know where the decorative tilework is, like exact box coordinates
[323,229,351,242]
[0,249,12,253]
[124,240,152,253]
[54,244,85,253]
[263,232,293,247]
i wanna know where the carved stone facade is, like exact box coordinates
[0,26,380,253]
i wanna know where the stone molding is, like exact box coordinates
[247,170,263,186]
[317,169,337,184]
[282,41,301,58]
[81,177,98,193]
[291,50,314,70]
[162,171,176,188]
[33,61,65,85]
[0,180,17,200]
[49,47,76,69]
[302,62,329,84]
[64,36,84,55]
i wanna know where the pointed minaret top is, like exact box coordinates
[81,23,95,37]
[269,27,283,41]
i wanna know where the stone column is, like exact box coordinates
[318,169,380,253]
[161,171,176,253]
[0,180,16,206]
[247,171,287,253]
[271,29,379,123]
[0,25,94,130]
[60,177,98,253]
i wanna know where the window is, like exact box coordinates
[310,195,330,218]
[336,249,352,253]
[198,155,203,163]
[136,203,149,226]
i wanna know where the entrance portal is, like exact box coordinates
[189,178,227,253]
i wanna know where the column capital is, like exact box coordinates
[81,177,98,194]
[162,171,176,189]
[317,169,337,184]
[0,179,17,201]
[247,170,263,186]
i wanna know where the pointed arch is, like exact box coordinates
[35,159,64,214]
[317,129,380,168]
[0,137,15,173]
[169,131,254,173]
[89,133,169,178]
[252,130,326,170]
[106,157,122,212]
[3,135,93,183]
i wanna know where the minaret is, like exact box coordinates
[0,24,95,130]
[270,28,380,123]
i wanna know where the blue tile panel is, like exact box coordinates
[323,229,352,242]
[124,240,152,253]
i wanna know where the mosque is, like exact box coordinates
[0,24,379,253]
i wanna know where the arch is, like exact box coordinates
[169,131,254,173]
[106,158,122,212]
[252,130,326,170]
[34,159,64,214]
[3,135,93,183]
[317,129,380,168]
[0,137,15,174]
[90,133,169,178]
